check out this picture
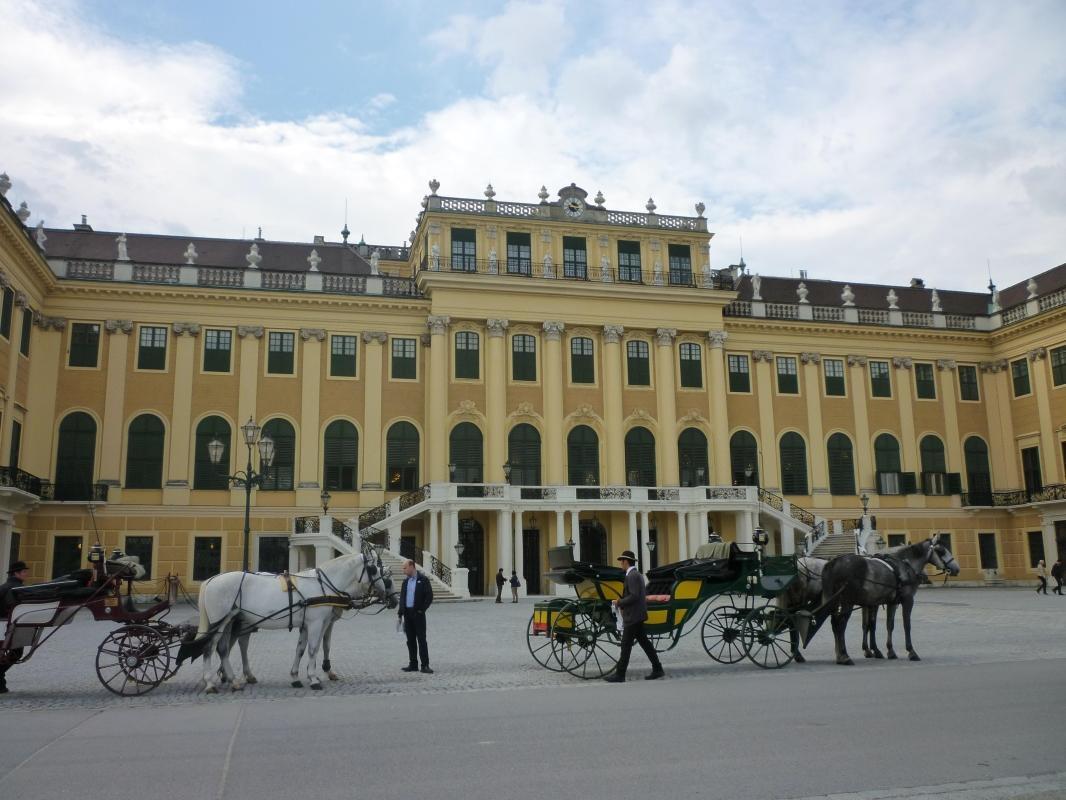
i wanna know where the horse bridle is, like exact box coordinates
[927,544,958,584]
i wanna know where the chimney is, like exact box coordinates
[910,278,924,288]
[799,269,808,280]
[313,235,325,245]
[73,214,93,232]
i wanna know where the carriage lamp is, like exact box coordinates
[502,461,512,483]
[753,527,769,548]
[320,488,331,515]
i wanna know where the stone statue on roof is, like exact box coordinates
[931,289,942,312]
[184,243,198,264]
[35,221,46,250]
[751,273,762,300]
[116,232,129,261]
[370,249,380,276]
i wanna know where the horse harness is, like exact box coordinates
[869,554,918,602]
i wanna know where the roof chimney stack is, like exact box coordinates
[73,214,93,231]
[910,278,924,288]
[799,269,807,280]
[313,235,325,245]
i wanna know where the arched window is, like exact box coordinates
[964,436,992,505]
[386,422,419,491]
[262,419,296,491]
[125,414,165,489]
[678,428,709,486]
[55,412,96,501]
[507,424,541,486]
[826,433,855,495]
[920,434,947,495]
[449,422,483,483]
[874,433,903,494]
[194,416,231,490]
[729,430,758,486]
[780,432,808,495]
[625,427,656,486]
[323,420,358,491]
[567,425,599,485]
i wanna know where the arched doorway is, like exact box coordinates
[458,517,485,596]
[579,518,608,566]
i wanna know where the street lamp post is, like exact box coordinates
[320,488,331,515]
[208,417,275,572]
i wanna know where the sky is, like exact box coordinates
[1,0,1064,292]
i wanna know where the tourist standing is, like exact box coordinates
[398,559,434,673]
[509,570,521,602]
[495,568,506,603]
[1035,559,1048,595]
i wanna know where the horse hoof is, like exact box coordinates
[887,652,898,660]
[873,651,884,659]
[205,686,219,695]
[246,676,258,685]
[328,672,338,681]
[794,653,806,664]
[291,680,303,688]
[908,652,921,662]
[310,683,323,691]
[864,651,873,659]
[838,658,854,666]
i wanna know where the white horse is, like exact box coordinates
[178,553,394,693]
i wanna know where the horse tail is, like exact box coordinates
[176,577,223,666]
[196,578,212,636]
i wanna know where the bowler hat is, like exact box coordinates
[7,560,28,574]
[615,550,637,563]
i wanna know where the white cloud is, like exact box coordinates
[1,0,1064,291]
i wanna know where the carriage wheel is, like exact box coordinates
[701,604,748,664]
[526,614,564,672]
[647,632,675,653]
[96,624,172,695]
[742,606,796,670]
[550,601,620,680]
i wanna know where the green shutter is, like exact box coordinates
[624,427,656,486]
[507,424,541,485]
[567,426,599,485]
[125,414,164,489]
[194,416,231,489]
[324,420,358,490]
[827,433,855,495]
[56,412,96,501]
[262,419,296,490]
[780,433,808,495]
[386,422,419,490]
[449,423,483,483]
[899,472,917,494]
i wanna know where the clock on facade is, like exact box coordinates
[563,197,585,217]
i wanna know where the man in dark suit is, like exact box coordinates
[0,560,30,693]
[604,550,664,683]
[398,559,434,674]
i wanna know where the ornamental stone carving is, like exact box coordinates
[540,229,552,244]
[800,352,821,364]
[751,350,774,363]
[35,221,46,250]
[426,315,451,336]
[602,324,624,344]
[600,256,612,282]
[654,328,677,347]
[420,333,432,348]
[245,243,262,269]
[361,331,388,344]
[796,282,809,304]
[678,409,705,425]
[1029,347,1047,361]
[571,403,597,420]
[486,319,509,337]
[237,325,264,339]
[931,289,942,312]
[16,202,30,223]
[538,186,549,202]
[887,289,899,310]
[652,261,664,286]
[892,357,913,370]
[486,224,497,240]
[542,253,555,278]
[542,321,565,341]
[595,191,606,206]
[299,328,326,342]
[847,354,868,367]
[32,313,66,331]
[13,290,28,307]
[0,173,10,197]
[105,319,133,335]
[649,238,661,252]
[428,178,440,195]
[454,399,479,418]
[514,401,536,418]
[751,274,762,301]
[707,330,728,348]
[429,243,440,270]
[369,249,380,275]
[172,322,201,336]
[184,243,198,264]
[484,183,495,199]
[979,359,1008,373]
[629,408,653,422]
[307,249,321,272]
[936,359,957,371]
[841,285,855,307]
[1027,278,1038,299]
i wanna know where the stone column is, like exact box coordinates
[497,508,512,575]
[361,332,387,493]
[234,326,263,507]
[980,361,1019,488]
[542,321,565,484]
[675,511,688,561]
[707,331,731,485]
[100,320,134,494]
[602,325,625,484]
[848,355,874,494]
[893,358,919,506]
[428,510,439,559]
[446,510,460,570]
[640,509,651,560]
[555,510,565,546]
[426,315,451,482]
[687,511,702,557]
[937,360,963,484]
[294,329,326,505]
[655,328,679,486]
[781,522,796,555]
[513,509,526,597]
[164,323,200,504]
[752,351,779,491]
[486,319,509,482]
[1027,349,1059,482]
[801,353,829,503]
[570,511,581,561]
[628,510,639,561]
[21,316,64,479]
[735,510,753,547]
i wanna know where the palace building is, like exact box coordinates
[0,173,1063,597]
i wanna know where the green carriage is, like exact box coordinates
[527,542,799,679]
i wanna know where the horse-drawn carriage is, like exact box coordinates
[527,539,802,679]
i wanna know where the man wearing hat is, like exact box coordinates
[604,549,664,682]
[0,560,30,693]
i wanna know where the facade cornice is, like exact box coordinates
[0,213,58,296]
[721,317,988,345]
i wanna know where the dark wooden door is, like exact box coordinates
[52,536,83,579]
[522,529,541,594]
[459,518,484,595]
[579,520,608,566]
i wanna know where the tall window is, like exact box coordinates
[1022,446,1042,495]
[964,436,991,505]
[667,244,692,285]
[824,358,845,396]
[137,325,167,370]
[920,435,947,495]
[1052,347,1066,386]
[0,287,12,338]
[506,232,531,275]
[261,418,295,490]
[626,340,650,386]
[391,337,416,379]
[1011,358,1030,396]
[729,430,758,486]
[449,422,483,483]
[125,414,165,489]
[869,360,891,397]
[776,356,798,394]
[267,332,295,375]
[827,433,855,495]
[52,536,84,579]
[19,309,30,356]
[455,332,479,379]
[624,427,656,486]
[978,533,998,570]
[9,420,20,469]
[508,424,541,486]
[779,432,808,495]
[450,228,476,271]
[1027,531,1046,568]
[567,425,599,485]
[258,536,290,573]
[617,241,641,282]
[329,335,357,377]
[203,329,232,373]
[678,428,708,486]
[728,354,750,392]
[570,337,594,383]
[914,363,936,399]
[193,537,222,581]
[194,416,230,490]
[679,343,703,388]
[512,335,536,381]
[323,420,358,490]
[386,422,420,490]
[55,412,96,501]
[69,322,100,368]
[124,536,154,580]
[958,364,980,400]
[875,433,903,495]
[562,236,587,279]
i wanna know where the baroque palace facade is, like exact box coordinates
[0,173,1064,597]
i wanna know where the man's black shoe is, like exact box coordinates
[420,666,434,674]
[603,673,625,683]
[0,685,9,694]
[645,668,665,680]
[401,665,418,672]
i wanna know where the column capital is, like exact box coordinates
[32,313,66,331]
[602,324,624,344]
[13,290,29,308]
[237,325,264,339]
[105,319,133,335]
[299,327,326,342]
[707,330,728,348]
[846,354,867,367]
[936,359,957,371]
[361,331,388,344]
[979,359,1007,373]
[752,350,773,363]
[542,321,565,341]
[654,328,677,347]
[800,351,821,364]
[426,315,451,336]
[486,318,509,337]
[892,356,913,370]
[1028,347,1047,361]
[172,322,201,337]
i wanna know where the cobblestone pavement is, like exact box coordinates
[2,587,1063,711]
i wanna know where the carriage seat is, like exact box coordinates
[646,594,672,604]
[10,569,97,604]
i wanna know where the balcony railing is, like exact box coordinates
[432,195,706,232]
[963,484,1066,507]
[39,481,110,502]
[0,466,44,497]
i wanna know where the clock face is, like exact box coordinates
[563,197,584,217]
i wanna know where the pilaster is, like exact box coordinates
[893,358,920,507]
[937,360,963,486]
[361,332,387,496]
[234,326,262,506]
[100,320,132,491]
[542,321,565,484]
[296,328,326,505]
[801,352,829,504]
[752,350,779,491]
[602,325,625,484]
[426,315,450,482]
[654,328,679,485]
[706,331,730,485]
[0,297,29,466]
[163,322,199,505]
[1028,349,1059,482]
[848,355,873,496]
[486,319,509,482]
[21,318,64,479]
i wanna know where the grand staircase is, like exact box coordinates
[809,530,859,559]
[375,548,465,602]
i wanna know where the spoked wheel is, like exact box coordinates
[526,614,564,671]
[647,632,676,653]
[742,606,796,669]
[701,604,748,664]
[96,624,173,695]
[550,601,621,680]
